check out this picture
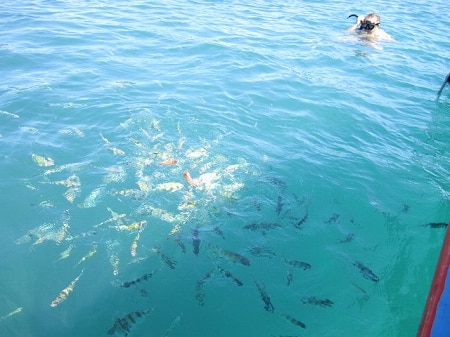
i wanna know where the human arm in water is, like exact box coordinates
[346,14,364,32]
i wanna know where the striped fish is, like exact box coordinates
[50,269,84,307]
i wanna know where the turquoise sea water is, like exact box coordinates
[1,0,450,336]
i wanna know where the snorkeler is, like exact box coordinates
[347,13,394,41]
[437,72,450,98]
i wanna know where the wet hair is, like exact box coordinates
[364,13,380,25]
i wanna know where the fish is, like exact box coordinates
[56,214,71,244]
[217,266,243,286]
[294,212,308,229]
[109,253,120,276]
[95,208,126,228]
[284,258,311,270]
[100,133,125,155]
[111,188,145,200]
[1,307,23,320]
[153,246,177,269]
[32,154,54,167]
[195,269,216,306]
[158,159,178,165]
[163,313,182,337]
[243,222,282,232]
[276,195,284,216]
[183,171,197,186]
[174,236,186,253]
[353,261,379,282]
[57,244,75,261]
[168,224,182,236]
[155,182,184,192]
[107,309,154,336]
[213,226,225,239]
[50,269,84,307]
[63,187,80,203]
[43,174,81,188]
[280,314,306,329]
[115,220,146,232]
[130,232,140,257]
[192,229,201,256]
[77,244,97,265]
[78,186,104,208]
[195,280,206,307]
[339,233,355,243]
[255,281,275,313]
[247,245,277,259]
[325,213,340,224]
[219,248,250,266]
[301,296,333,307]
[120,270,158,289]
[423,222,448,228]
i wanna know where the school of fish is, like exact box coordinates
[7,114,399,337]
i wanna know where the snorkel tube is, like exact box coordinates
[437,72,450,99]
[348,14,363,30]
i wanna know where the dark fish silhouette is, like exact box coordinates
[120,270,158,289]
[192,229,201,256]
[301,296,333,307]
[423,222,448,228]
[107,309,153,336]
[294,212,308,229]
[218,266,243,286]
[339,233,355,243]
[353,261,379,282]
[195,280,206,307]
[213,226,225,239]
[153,246,177,269]
[161,253,177,269]
[195,268,215,306]
[276,195,284,216]
[174,237,186,253]
[325,213,340,224]
[437,72,450,98]
[280,314,306,329]
[255,281,275,313]
[284,258,311,270]
[243,222,282,232]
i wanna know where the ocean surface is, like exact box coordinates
[1,0,449,336]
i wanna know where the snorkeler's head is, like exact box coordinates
[360,13,380,32]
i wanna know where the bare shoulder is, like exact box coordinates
[376,29,395,41]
